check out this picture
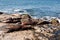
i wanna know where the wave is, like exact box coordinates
[0,8,60,18]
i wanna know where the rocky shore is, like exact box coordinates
[0,12,60,40]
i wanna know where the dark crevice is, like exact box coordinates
[7,27,34,33]
[38,21,51,25]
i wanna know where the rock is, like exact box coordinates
[34,26,40,30]
[0,12,3,14]
[2,18,21,23]
[34,26,41,33]
[21,25,32,29]
[37,19,44,25]
[5,18,21,23]
[0,23,33,33]
[2,30,35,40]
[2,18,13,23]
[43,25,48,28]
[55,35,60,40]
[35,19,51,25]
[38,36,48,40]
[5,24,22,31]
[38,21,51,25]
[31,19,39,25]
[5,24,33,32]
[20,14,31,19]
[21,19,33,25]
[11,14,21,17]
[29,19,43,25]
[40,16,52,21]
[56,18,60,23]
[0,23,10,33]
[0,23,21,33]
[0,13,60,40]
[0,14,21,23]
[51,19,59,26]
[35,29,41,33]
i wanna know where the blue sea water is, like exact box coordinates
[0,0,60,18]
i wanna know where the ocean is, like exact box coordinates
[0,0,60,18]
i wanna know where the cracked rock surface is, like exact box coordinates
[0,13,60,40]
